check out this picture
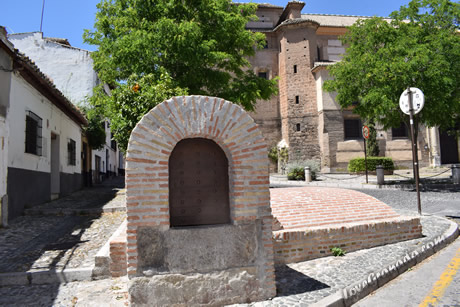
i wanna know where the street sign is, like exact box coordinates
[362,125,370,139]
[399,88,424,115]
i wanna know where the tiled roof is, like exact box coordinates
[233,2,283,9]
[311,61,336,72]
[257,3,284,9]
[273,18,320,31]
[302,13,392,27]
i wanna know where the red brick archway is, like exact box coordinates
[124,96,275,301]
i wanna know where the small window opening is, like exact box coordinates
[258,71,268,79]
[293,65,297,73]
[344,119,362,140]
[295,96,300,104]
[296,123,301,131]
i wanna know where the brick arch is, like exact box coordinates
[125,96,274,285]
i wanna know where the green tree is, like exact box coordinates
[324,0,460,136]
[366,121,380,156]
[78,104,106,150]
[84,0,278,151]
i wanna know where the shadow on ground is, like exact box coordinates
[0,176,124,274]
[275,265,329,296]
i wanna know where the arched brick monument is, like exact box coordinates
[125,96,275,305]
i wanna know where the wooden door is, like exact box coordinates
[169,138,230,227]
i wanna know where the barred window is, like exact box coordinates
[392,122,408,139]
[344,118,362,140]
[68,139,76,165]
[25,111,42,156]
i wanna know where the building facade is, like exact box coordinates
[0,28,88,221]
[8,32,124,184]
[248,2,459,171]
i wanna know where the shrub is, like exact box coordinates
[331,247,346,257]
[287,160,320,180]
[347,157,395,173]
[268,146,278,164]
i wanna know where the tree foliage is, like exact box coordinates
[79,104,106,150]
[83,0,278,151]
[91,73,187,151]
[324,0,460,133]
[366,121,380,156]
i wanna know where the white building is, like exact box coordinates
[8,32,124,185]
[0,28,88,223]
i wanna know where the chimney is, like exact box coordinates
[0,26,7,39]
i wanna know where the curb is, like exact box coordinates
[310,216,459,307]
[0,267,94,286]
[24,206,126,216]
[270,180,459,191]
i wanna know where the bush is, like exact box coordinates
[287,160,320,181]
[347,157,395,173]
[268,146,278,164]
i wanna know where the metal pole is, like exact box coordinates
[364,138,368,184]
[40,0,46,32]
[407,88,422,215]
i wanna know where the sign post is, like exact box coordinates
[399,87,424,215]
[362,125,370,184]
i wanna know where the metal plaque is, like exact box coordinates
[169,138,230,227]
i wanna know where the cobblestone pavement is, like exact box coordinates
[0,277,129,307]
[0,215,452,306]
[230,215,452,307]
[0,174,457,306]
[0,178,126,273]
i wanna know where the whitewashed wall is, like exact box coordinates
[9,32,124,177]
[8,73,82,175]
[9,32,97,105]
[0,117,7,198]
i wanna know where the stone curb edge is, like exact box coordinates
[270,181,459,191]
[0,266,94,286]
[310,216,459,307]
[24,206,126,216]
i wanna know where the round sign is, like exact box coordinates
[362,125,369,139]
[399,88,424,115]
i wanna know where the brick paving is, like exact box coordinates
[271,187,399,229]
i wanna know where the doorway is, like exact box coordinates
[440,130,459,164]
[50,133,60,200]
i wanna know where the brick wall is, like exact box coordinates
[277,24,321,162]
[109,221,127,277]
[273,217,422,264]
[270,187,422,264]
[125,95,276,303]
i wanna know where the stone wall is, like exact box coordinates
[125,96,276,306]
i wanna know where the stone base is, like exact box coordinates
[129,267,273,306]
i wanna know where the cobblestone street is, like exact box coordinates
[0,174,458,306]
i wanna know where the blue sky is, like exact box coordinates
[1,0,411,51]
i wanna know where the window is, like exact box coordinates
[258,71,268,79]
[68,139,76,165]
[296,123,301,131]
[111,132,117,150]
[25,111,42,156]
[344,119,362,140]
[264,40,268,49]
[293,65,297,73]
[392,122,408,139]
[295,96,300,104]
